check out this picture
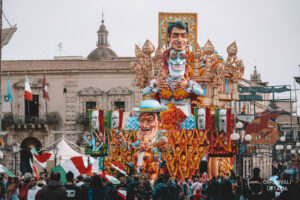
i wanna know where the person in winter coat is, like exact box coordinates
[19,173,32,200]
[153,176,169,200]
[64,171,80,200]
[37,172,67,200]
[192,189,207,200]
[79,176,91,200]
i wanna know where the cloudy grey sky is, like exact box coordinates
[3,0,300,89]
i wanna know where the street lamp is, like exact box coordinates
[291,149,296,154]
[230,133,240,141]
[280,136,286,142]
[236,121,243,129]
[244,134,252,142]
[53,145,59,166]
[0,149,3,164]
[11,142,20,175]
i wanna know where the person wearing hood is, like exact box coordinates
[37,172,67,200]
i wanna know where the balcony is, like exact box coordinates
[1,112,62,131]
[76,113,89,130]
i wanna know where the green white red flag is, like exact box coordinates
[29,158,40,180]
[24,75,33,101]
[31,147,52,168]
[0,164,15,177]
[51,156,92,183]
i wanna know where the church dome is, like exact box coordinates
[87,47,117,59]
[87,15,117,60]
[99,23,108,33]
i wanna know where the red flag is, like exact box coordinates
[43,74,50,101]
[24,75,33,101]
[32,153,52,168]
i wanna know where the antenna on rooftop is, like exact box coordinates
[58,42,63,56]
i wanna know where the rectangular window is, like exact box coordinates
[114,101,125,110]
[86,102,96,115]
[25,95,39,123]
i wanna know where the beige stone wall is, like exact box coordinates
[1,68,137,171]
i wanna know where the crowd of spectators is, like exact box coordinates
[0,167,299,200]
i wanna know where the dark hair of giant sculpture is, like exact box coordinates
[167,20,189,35]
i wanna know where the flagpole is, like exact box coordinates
[45,100,47,117]
[8,73,13,115]
[0,0,3,139]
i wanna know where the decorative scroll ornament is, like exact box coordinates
[131,40,157,89]
[226,41,237,66]
[203,39,216,68]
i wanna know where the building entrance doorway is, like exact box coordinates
[20,137,42,174]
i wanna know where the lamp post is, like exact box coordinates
[53,145,59,166]
[231,121,252,177]
[0,149,3,164]
[11,142,20,175]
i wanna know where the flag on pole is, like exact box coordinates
[117,190,126,200]
[110,161,128,177]
[43,74,50,101]
[31,147,52,168]
[29,158,40,180]
[24,75,33,101]
[0,164,15,177]
[51,156,92,183]
[97,171,120,185]
[7,75,13,102]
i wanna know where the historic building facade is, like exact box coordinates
[1,19,139,173]
[2,17,296,177]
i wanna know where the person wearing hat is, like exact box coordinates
[131,100,168,175]
[132,99,167,148]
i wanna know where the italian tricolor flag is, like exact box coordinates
[97,171,125,199]
[97,171,120,185]
[0,164,15,177]
[31,147,52,168]
[29,158,40,180]
[51,156,92,183]
[24,75,33,101]
[110,161,128,177]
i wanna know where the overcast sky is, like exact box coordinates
[3,0,300,91]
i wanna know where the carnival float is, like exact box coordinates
[84,13,246,180]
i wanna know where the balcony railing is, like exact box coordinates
[76,113,89,129]
[2,112,62,131]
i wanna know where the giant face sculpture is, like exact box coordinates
[169,27,188,51]
[111,110,119,129]
[138,112,160,142]
[197,108,206,130]
[167,49,187,80]
[219,109,227,133]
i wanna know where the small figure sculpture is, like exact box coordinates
[111,110,119,130]
[197,108,206,130]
